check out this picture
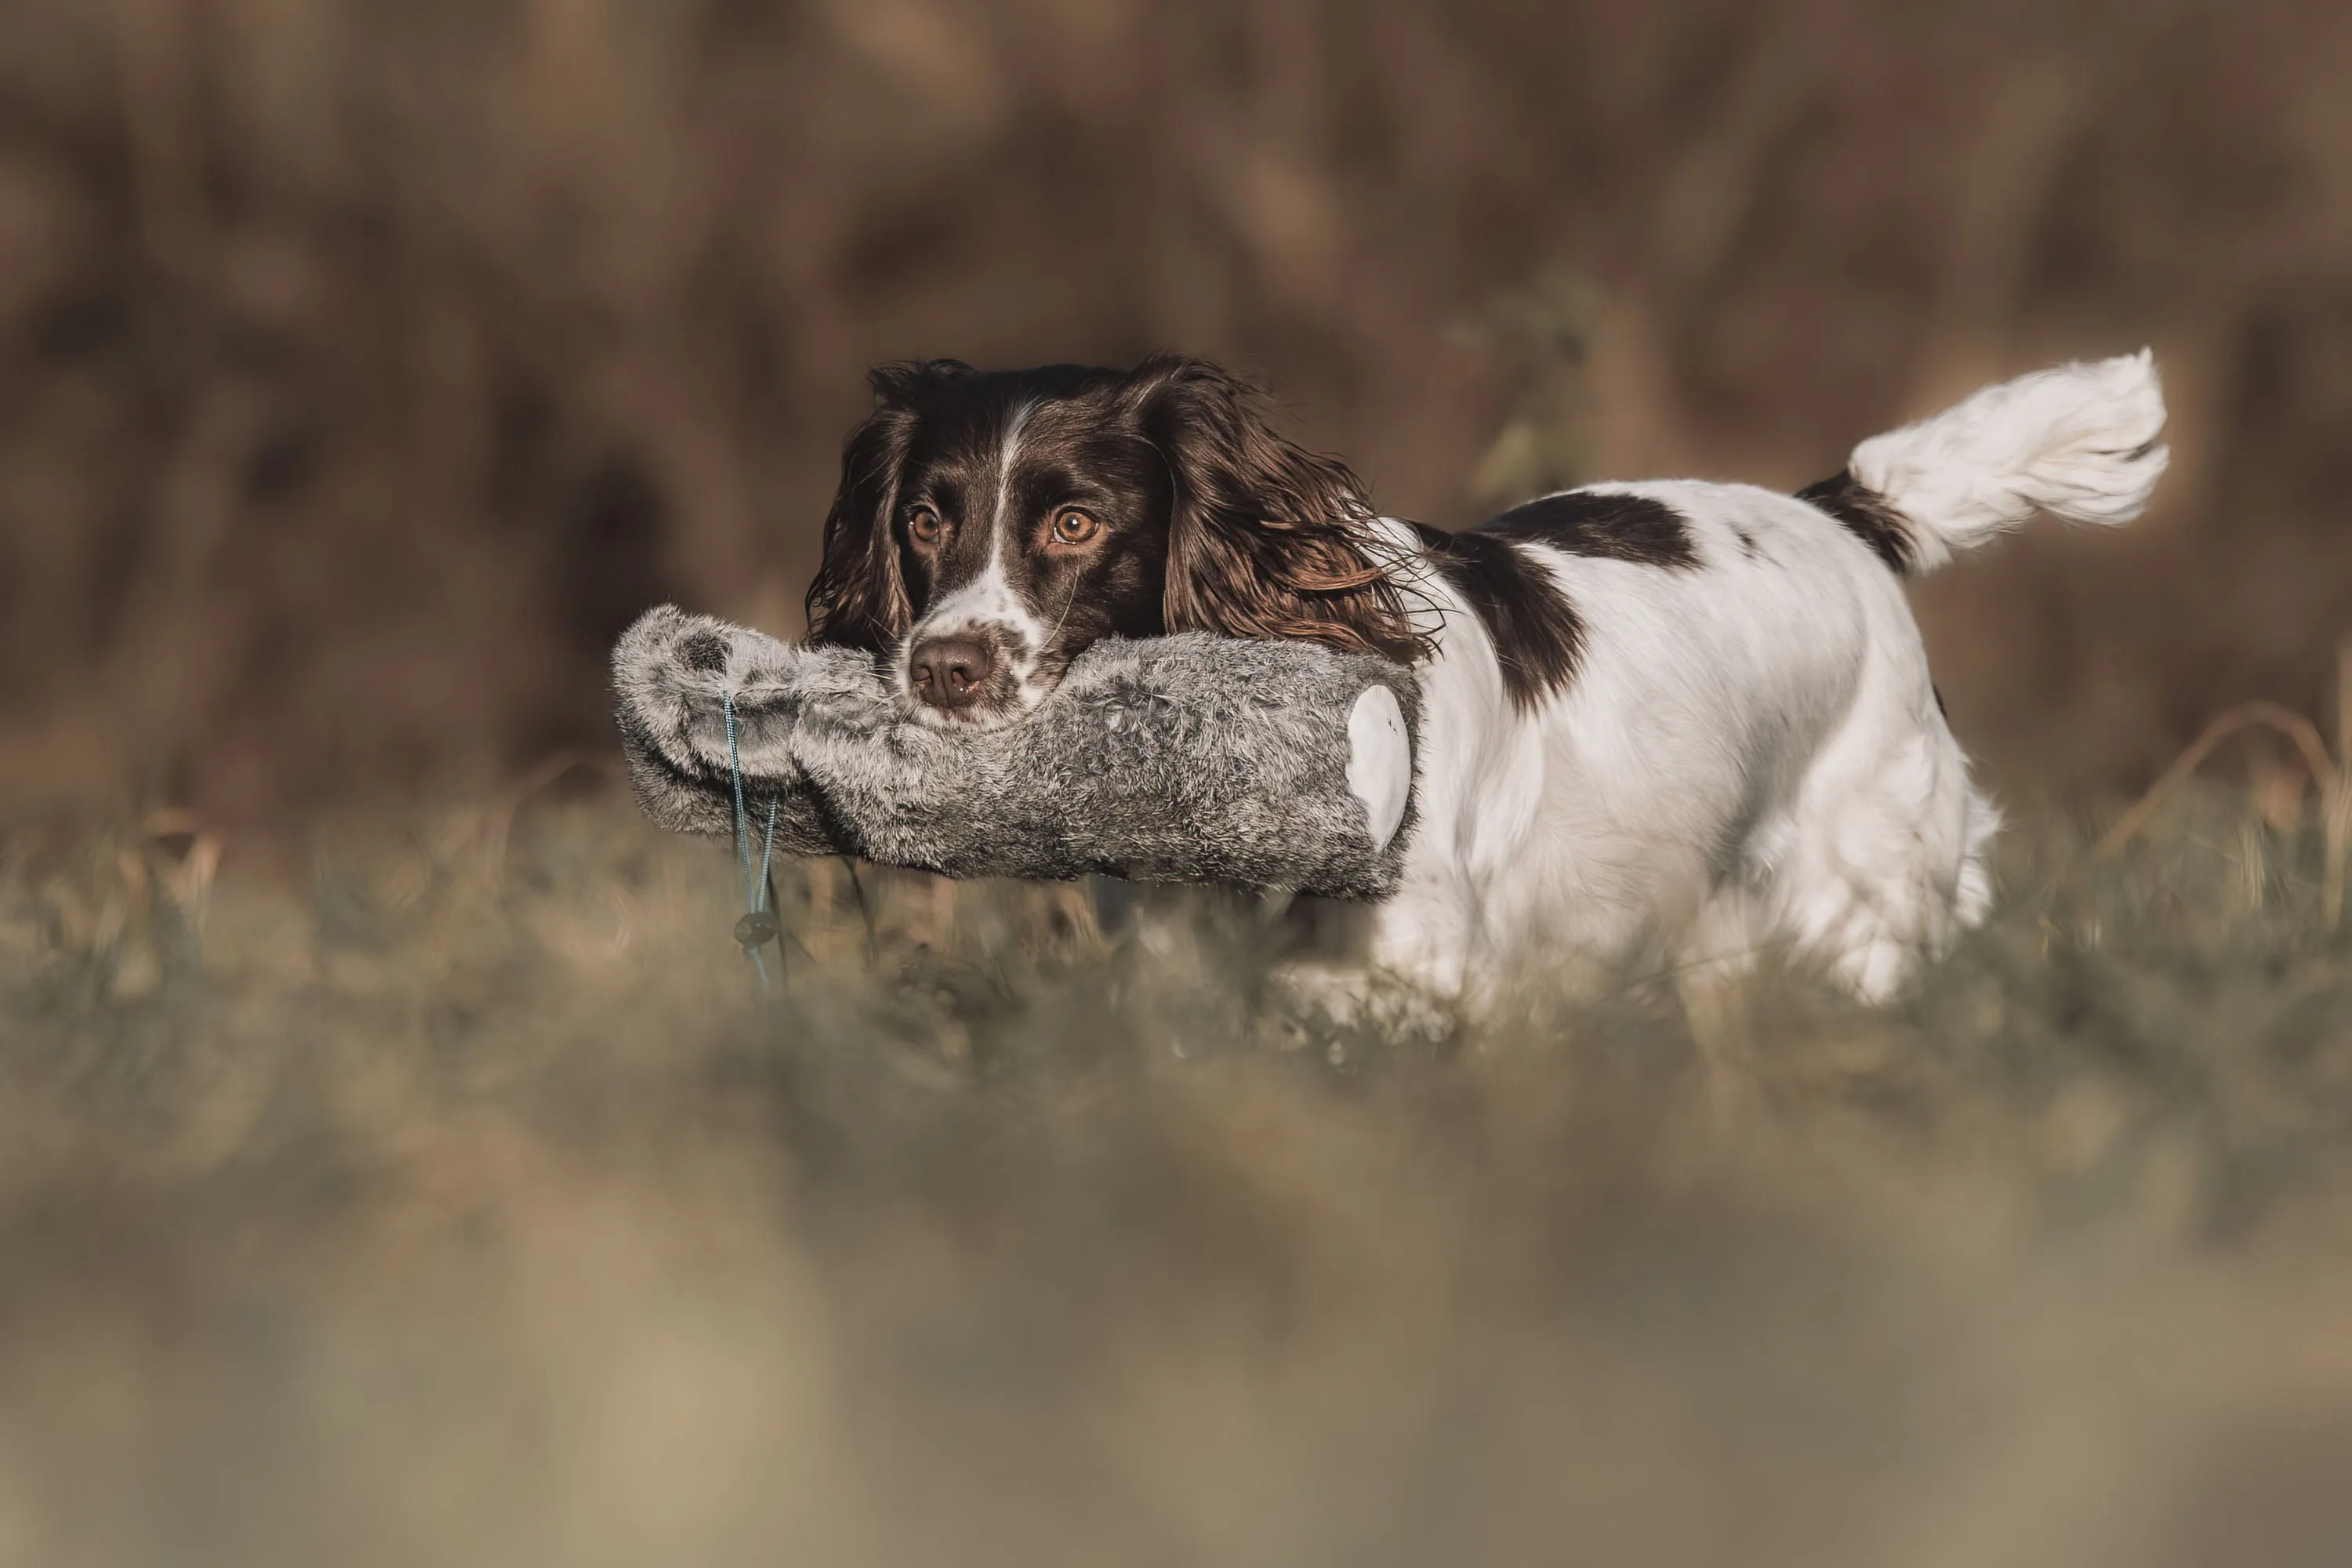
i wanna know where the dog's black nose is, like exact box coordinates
[909,631,998,711]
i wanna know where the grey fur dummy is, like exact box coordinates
[612,604,1420,900]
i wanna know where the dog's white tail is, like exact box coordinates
[1802,351,2169,575]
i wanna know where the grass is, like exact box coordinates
[4,782,2352,1566]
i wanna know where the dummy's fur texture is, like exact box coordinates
[614,605,1420,901]
[790,349,2169,1006]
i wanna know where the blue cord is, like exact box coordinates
[722,691,782,993]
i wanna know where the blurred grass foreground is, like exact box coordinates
[5,774,2352,1567]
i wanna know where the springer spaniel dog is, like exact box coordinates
[804,353,2167,1005]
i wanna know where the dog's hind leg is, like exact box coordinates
[1676,887,1771,1119]
[1777,700,1988,1003]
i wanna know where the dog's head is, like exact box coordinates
[804,354,1422,725]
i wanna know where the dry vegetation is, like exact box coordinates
[5,780,2352,1565]
[4,0,2352,813]
[7,2,2352,1563]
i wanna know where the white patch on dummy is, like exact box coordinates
[1346,683,1411,851]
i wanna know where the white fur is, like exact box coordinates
[1849,351,2169,571]
[898,400,1061,721]
[1374,356,2165,1006]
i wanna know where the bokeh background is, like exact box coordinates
[11,8,2352,1565]
[4,0,2350,823]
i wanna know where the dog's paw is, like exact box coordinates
[1260,961,1457,1063]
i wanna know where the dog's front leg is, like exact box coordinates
[1253,891,1470,1054]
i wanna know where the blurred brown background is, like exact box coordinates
[2,0,2347,826]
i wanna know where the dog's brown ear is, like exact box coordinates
[1127,354,1425,663]
[804,361,973,650]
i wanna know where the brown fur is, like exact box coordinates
[804,354,1427,673]
[1124,357,1426,663]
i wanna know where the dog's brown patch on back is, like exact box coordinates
[1479,490,1702,569]
[1798,470,1917,574]
[1412,523,1584,713]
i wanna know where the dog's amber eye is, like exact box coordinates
[1051,508,1099,546]
[906,505,943,545]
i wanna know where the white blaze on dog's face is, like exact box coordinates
[801,356,1425,728]
[887,387,1178,725]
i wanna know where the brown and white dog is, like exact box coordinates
[805,352,2167,1004]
